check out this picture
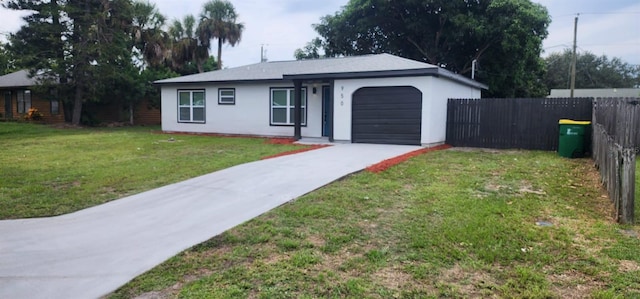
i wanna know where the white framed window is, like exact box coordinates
[17,90,31,114]
[51,99,60,115]
[50,88,60,115]
[270,87,306,126]
[178,90,205,123]
[218,88,235,105]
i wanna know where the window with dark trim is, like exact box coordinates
[50,88,60,115]
[218,88,235,105]
[270,87,306,126]
[51,99,60,115]
[177,90,205,123]
[17,90,31,114]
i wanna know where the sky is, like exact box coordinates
[0,0,638,68]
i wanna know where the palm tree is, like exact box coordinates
[131,0,169,68]
[168,15,210,74]
[197,0,244,70]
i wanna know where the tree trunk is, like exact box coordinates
[217,39,222,70]
[197,62,204,73]
[129,102,134,125]
[71,84,83,126]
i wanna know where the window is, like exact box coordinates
[218,88,235,105]
[50,89,60,115]
[51,99,60,115]
[270,88,306,126]
[178,90,205,123]
[17,90,31,114]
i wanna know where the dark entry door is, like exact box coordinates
[322,86,331,137]
[352,86,422,145]
[4,91,11,119]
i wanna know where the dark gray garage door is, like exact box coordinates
[352,86,422,145]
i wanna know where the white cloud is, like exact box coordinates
[152,0,346,67]
[1,0,637,66]
[536,0,640,64]
[0,8,30,42]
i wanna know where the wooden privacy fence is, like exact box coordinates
[446,98,593,150]
[592,98,639,224]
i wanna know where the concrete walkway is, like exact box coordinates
[0,143,421,299]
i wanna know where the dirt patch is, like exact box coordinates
[485,183,506,192]
[548,269,606,298]
[518,182,546,195]
[133,291,171,299]
[260,244,287,265]
[574,159,616,220]
[439,264,498,297]
[307,235,326,248]
[314,248,359,274]
[372,266,415,290]
[366,144,451,173]
[619,260,640,272]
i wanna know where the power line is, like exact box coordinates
[552,11,640,18]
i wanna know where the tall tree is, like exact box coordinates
[5,0,136,125]
[197,0,244,70]
[0,43,17,75]
[131,0,169,68]
[169,15,211,74]
[294,37,323,60]
[305,0,550,97]
[544,49,640,90]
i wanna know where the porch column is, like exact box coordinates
[328,80,335,142]
[293,80,302,140]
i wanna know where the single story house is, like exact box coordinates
[549,88,640,98]
[0,69,161,125]
[155,53,487,146]
[0,70,65,123]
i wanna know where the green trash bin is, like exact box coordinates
[558,119,591,158]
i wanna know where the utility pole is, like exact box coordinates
[471,59,477,80]
[260,44,268,63]
[570,14,579,98]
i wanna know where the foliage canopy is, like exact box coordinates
[299,0,551,97]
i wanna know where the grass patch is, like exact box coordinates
[110,148,640,298]
[0,123,304,219]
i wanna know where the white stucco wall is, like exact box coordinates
[424,77,481,145]
[332,76,480,145]
[160,76,481,144]
[161,82,323,138]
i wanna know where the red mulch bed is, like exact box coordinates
[261,144,331,160]
[366,144,452,173]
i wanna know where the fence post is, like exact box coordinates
[620,148,636,224]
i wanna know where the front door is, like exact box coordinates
[3,91,11,119]
[322,86,331,137]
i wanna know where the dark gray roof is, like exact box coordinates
[155,53,488,89]
[0,70,38,88]
[549,88,640,98]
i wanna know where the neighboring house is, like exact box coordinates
[0,69,161,125]
[155,53,487,146]
[0,70,65,123]
[549,88,640,98]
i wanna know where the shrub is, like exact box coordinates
[25,108,43,121]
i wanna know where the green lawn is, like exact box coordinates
[0,123,303,219]
[110,149,640,298]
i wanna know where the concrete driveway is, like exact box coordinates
[0,143,422,299]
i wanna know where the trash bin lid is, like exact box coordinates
[559,119,591,125]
